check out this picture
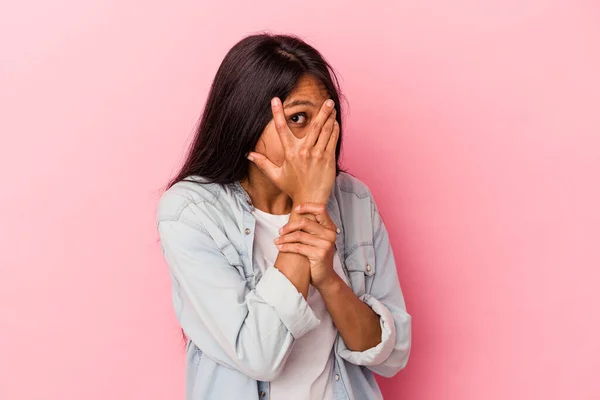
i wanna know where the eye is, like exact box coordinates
[288,112,307,125]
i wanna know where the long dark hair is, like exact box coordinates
[167,32,346,190]
[167,33,347,346]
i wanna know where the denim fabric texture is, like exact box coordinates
[157,172,412,400]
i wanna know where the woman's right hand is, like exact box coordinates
[247,97,339,205]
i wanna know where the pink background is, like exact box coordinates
[1,1,599,399]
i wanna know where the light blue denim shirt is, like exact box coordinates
[157,171,412,400]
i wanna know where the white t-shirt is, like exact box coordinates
[251,207,348,400]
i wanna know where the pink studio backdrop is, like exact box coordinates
[1,1,599,399]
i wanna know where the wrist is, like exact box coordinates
[292,194,329,208]
[314,273,344,294]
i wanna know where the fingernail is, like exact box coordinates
[326,99,334,107]
[278,227,283,234]
[273,237,279,243]
[247,154,254,161]
[295,205,301,212]
[272,97,280,106]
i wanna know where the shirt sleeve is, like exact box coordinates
[336,293,399,366]
[337,192,412,376]
[157,196,321,382]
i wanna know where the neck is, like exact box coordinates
[240,165,293,215]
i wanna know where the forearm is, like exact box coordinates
[274,252,310,298]
[273,207,316,299]
[319,275,382,351]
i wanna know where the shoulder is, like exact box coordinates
[334,171,374,201]
[332,172,384,239]
[157,176,228,224]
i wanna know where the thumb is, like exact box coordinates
[247,152,279,181]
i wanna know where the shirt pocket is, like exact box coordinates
[343,244,377,297]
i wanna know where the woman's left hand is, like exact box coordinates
[275,203,339,290]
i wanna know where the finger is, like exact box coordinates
[279,219,336,242]
[325,120,340,154]
[247,151,280,182]
[304,98,335,146]
[276,242,328,260]
[275,231,331,249]
[280,214,331,235]
[314,108,337,152]
[294,203,337,230]
[270,97,295,149]
[279,217,336,242]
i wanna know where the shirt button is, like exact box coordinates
[259,391,266,398]
[244,228,251,235]
[366,264,372,272]
[335,374,340,381]
[336,227,341,234]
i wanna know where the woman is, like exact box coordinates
[157,33,411,400]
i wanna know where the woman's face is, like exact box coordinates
[254,74,332,167]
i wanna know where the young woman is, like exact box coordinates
[157,33,411,400]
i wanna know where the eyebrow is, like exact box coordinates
[283,99,316,109]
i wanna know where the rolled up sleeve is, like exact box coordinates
[337,294,397,366]
[255,266,321,339]
[339,190,412,377]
